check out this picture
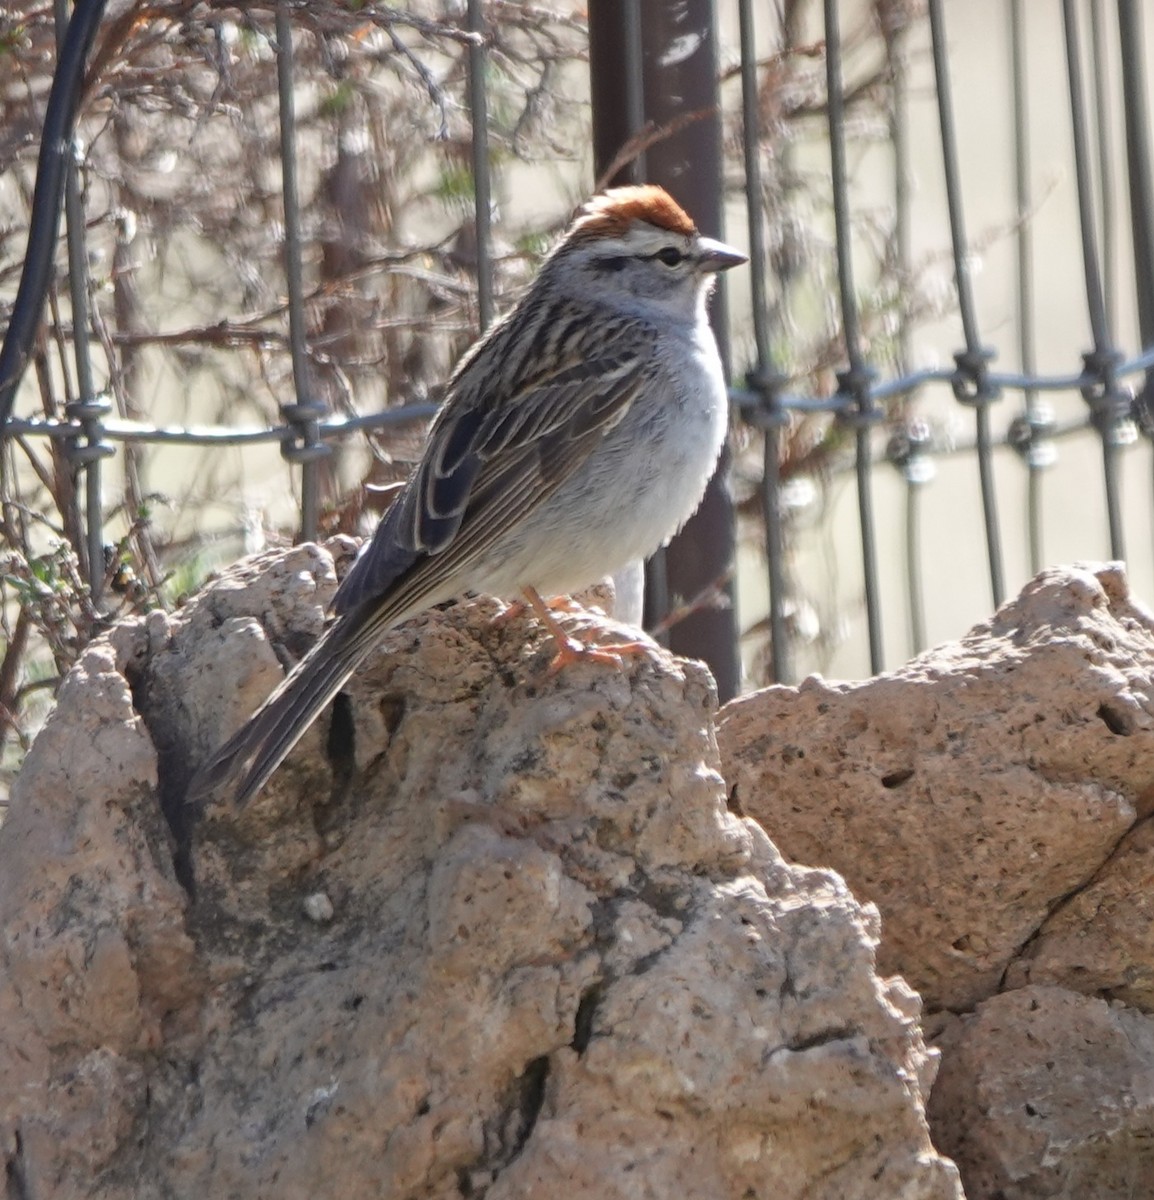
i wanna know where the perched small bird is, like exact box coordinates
[198,185,746,805]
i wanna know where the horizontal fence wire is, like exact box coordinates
[4,3,1154,688]
[13,351,1154,446]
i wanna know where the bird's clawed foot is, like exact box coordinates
[519,586,650,675]
[543,632,651,675]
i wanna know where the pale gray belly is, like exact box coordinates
[471,364,728,599]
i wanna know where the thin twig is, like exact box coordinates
[648,571,733,638]
[594,108,717,193]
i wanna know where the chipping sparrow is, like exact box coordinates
[198,185,746,805]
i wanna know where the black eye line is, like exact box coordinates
[592,247,689,271]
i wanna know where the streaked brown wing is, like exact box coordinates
[332,318,651,616]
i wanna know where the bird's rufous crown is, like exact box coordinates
[569,185,697,242]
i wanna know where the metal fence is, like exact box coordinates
[737,0,1154,686]
[3,0,1154,709]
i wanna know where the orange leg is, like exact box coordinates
[521,586,651,674]
[489,597,529,630]
[489,592,583,631]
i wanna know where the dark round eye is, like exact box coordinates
[656,246,684,267]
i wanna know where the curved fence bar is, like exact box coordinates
[928,0,1005,609]
[738,0,790,684]
[825,0,884,675]
[0,0,108,428]
[1064,0,1128,559]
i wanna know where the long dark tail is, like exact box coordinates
[192,599,402,807]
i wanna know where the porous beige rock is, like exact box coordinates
[718,562,1154,1198]
[1005,818,1154,1010]
[718,562,1154,1014]
[927,985,1154,1199]
[0,543,959,1200]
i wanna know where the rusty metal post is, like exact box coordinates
[588,0,740,701]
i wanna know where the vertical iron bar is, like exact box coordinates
[589,0,739,697]
[624,0,667,628]
[1063,0,1125,558]
[905,483,924,653]
[55,0,106,597]
[889,18,923,654]
[1010,0,1043,574]
[275,3,322,541]
[826,0,883,674]
[54,1,94,413]
[588,0,645,188]
[1117,0,1154,348]
[974,403,1001,597]
[739,0,790,684]
[826,4,861,357]
[638,0,739,699]
[927,0,980,351]
[466,0,494,331]
[1115,0,1154,573]
[624,0,646,183]
[1090,0,1117,334]
[1063,2,1113,369]
[927,0,1005,606]
[890,28,912,380]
